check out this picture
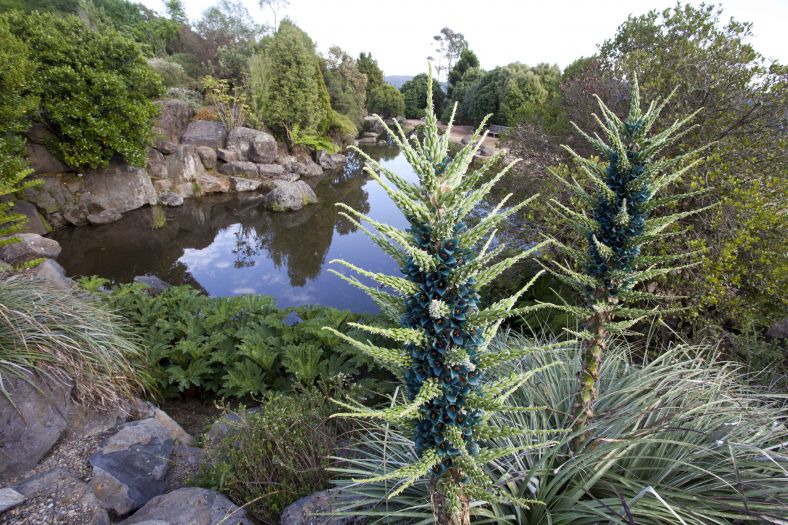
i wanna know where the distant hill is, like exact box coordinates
[385,75,448,92]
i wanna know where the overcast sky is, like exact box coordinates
[139,0,788,75]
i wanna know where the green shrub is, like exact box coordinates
[399,73,444,119]
[3,10,163,169]
[0,275,150,409]
[328,110,357,147]
[333,334,788,523]
[99,283,381,399]
[195,386,351,523]
[367,83,405,119]
[321,46,367,126]
[148,57,193,88]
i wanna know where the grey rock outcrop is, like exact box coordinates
[157,191,184,207]
[196,146,218,170]
[87,209,123,225]
[120,487,253,525]
[13,468,110,525]
[0,374,72,482]
[194,172,231,194]
[316,150,347,170]
[280,489,363,525]
[256,163,286,178]
[133,275,171,294]
[181,121,227,150]
[0,488,26,513]
[218,160,259,178]
[13,200,51,235]
[147,148,168,180]
[89,418,174,515]
[281,156,323,177]
[263,181,318,212]
[28,258,73,290]
[82,163,158,213]
[216,148,239,163]
[230,177,263,192]
[153,99,194,144]
[0,233,61,265]
[226,127,277,163]
[26,142,71,174]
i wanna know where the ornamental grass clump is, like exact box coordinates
[326,69,567,524]
[545,77,714,429]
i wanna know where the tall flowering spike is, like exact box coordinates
[547,76,713,438]
[328,68,561,522]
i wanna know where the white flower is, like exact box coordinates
[429,299,449,319]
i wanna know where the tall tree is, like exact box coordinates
[321,46,367,125]
[249,19,331,140]
[401,73,444,119]
[430,27,467,82]
[164,0,187,24]
[259,0,288,32]
[195,0,265,80]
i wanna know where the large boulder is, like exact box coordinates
[28,258,73,290]
[256,163,286,178]
[146,148,168,180]
[226,127,277,163]
[194,171,231,194]
[0,374,72,483]
[87,209,123,225]
[167,145,203,184]
[0,487,25,513]
[181,121,227,150]
[280,489,363,525]
[316,150,347,171]
[120,488,253,525]
[153,99,194,144]
[196,146,218,170]
[362,115,386,135]
[263,181,318,212]
[157,191,184,207]
[89,418,174,515]
[281,156,323,177]
[0,233,61,265]
[230,177,263,192]
[11,468,110,525]
[26,142,71,174]
[218,161,259,178]
[13,200,51,235]
[82,163,158,213]
[66,403,129,440]
[216,148,239,163]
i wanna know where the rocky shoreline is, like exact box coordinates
[17,98,349,233]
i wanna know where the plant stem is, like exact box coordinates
[431,472,470,525]
[574,292,611,445]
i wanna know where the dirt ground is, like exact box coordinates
[404,119,500,152]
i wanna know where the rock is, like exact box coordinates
[263,181,318,212]
[62,193,101,226]
[181,121,227,150]
[205,408,263,449]
[89,418,174,515]
[13,468,110,525]
[276,141,290,163]
[316,150,347,170]
[256,163,285,178]
[226,127,277,163]
[130,399,157,420]
[376,139,389,146]
[477,145,493,157]
[147,148,168,180]
[195,172,231,194]
[280,489,362,525]
[67,403,129,439]
[282,156,323,177]
[29,258,73,290]
[154,141,178,155]
[0,374,71,483]
[361,132,379,139]
[356,136,377,145]
[151,408,194,446]
[83,163,158,213]
[0,233,61,265]
[26,142,71,174]
[274,172,299,183]
[0,488,26,513]
[362,115,386,134]
[153,99,194,143]
[216,148,239,163]
[13,200,51,235]
[196,146,217,170]
[164,444,205,492]
[766,319,788,339]
[167,145,204,185]
[230,177,263,192]
[157,191,184,207]
[460,134,474,145]
[218,161,259,178]
[134,275,171,294]
[0,261,10,274]
[120,487,253,525]
[87,209,123,225]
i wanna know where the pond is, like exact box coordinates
[51,146,415,313]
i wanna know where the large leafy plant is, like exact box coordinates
[546,78,713,430]
[327,70,564,523]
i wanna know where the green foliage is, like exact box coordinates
[83,0,179,57]
[100,283,379,399]
[201,75,249,130]
[321,46,367,126]
[399,73,445,119]
[358,51,385,103]
[0,0,79,14]
[3,10,163,169]
[367,84,405,119]
[461,63,560,126]
[147,57,193,88]
[0,275,150,409]
[327,110,358,147]
[249,19,331,141]
[334,334,788,523]
[331,70,560,522]
[548,78,711,427]
[599,2,788,347]
[292,124,339,155]
[195,386,351,523]
[447,48,479,93]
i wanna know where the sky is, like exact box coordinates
[139,0,788,75]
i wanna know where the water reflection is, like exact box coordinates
[51,146,415,312]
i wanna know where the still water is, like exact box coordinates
[51,146,413,313]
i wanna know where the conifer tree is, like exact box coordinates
[545,77,713,432]
[326,69,564,524]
